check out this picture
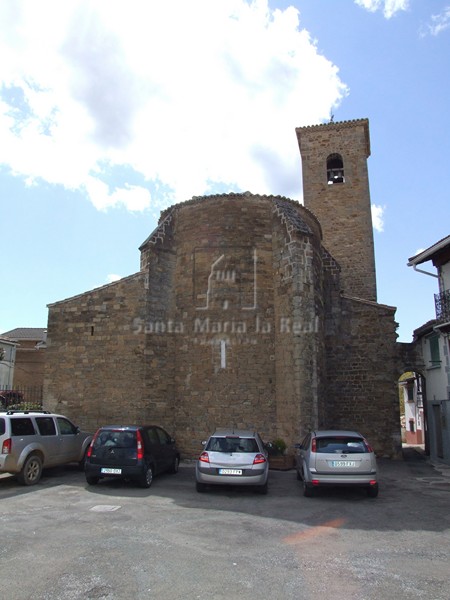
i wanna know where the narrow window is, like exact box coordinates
[327,153,344,184]
[220,340,226,369]
[406,383,414,402]
[428,334,441,367]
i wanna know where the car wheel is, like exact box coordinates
[367,484,379,498]
[17,454,43,486]
[170,456,180,474]
[140,465,153,488]
[86,475,99,485]
[303,478,314,498]
[196,481,207,493]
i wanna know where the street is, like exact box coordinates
[1,449,450,600]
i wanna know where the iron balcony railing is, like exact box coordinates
[435,289,450,323]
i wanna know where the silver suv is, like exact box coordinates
[0,410,92,485]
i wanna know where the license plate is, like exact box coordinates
[219,468,242,475]
[331,461,356,468]
[101,468,122,474]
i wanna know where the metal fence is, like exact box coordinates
[0,385,43,409]
[435,289,450,323]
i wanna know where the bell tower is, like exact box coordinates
[296,119,377,301]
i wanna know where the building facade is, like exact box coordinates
[0,328,46,404]
[44,119,402,458]
[399,373,425,445]
[408,235,450,464]
[0,337,17,392]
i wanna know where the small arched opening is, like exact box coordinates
[327,153,345,184]
[398,371,427,451]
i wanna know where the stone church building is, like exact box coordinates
[44,119,402,458]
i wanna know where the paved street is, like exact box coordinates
[1,449,450,600]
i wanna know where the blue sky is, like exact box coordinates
[0,0,449,342]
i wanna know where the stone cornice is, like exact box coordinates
[341,293,396,312]
[139,192,323,250]
[296,117,368,130]
[296,118,370,157]
[47,272,144,308]
[139,209,175,250]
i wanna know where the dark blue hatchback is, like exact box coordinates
[85,424,180,488]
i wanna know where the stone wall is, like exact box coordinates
[272,199,325,443]
[138,193,327,456]
[44,273,148,432]
[44,189,402,459]
[13,341,45,389]
[324,294,402,457]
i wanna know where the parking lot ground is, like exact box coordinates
[1,449,450,600]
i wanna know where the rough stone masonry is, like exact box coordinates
[44,119,403,458]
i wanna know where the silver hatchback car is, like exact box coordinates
[195,428,269,494]
[295,430,378,497]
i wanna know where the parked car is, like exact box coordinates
[295,430,378,497]
[84,425,180,488]
[0,409,93,485]
[195,428,269,494]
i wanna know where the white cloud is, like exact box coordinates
[0,0,348,212]
[83,177,151,211]
[354,0,409,19]
[371,204,385,232]
[106,274,122,284]
[421,7,450,36]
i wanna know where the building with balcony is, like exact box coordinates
[408,235,450,464]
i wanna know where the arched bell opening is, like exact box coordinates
[327,153,345,184]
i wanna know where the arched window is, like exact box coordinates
[327,153,344,184]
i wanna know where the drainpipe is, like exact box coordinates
[411,265,438,278]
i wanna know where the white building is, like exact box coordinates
[0,337,18,391]
[399,373,424,445]
[408,235,450,464]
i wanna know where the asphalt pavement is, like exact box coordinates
[1,447,450,600]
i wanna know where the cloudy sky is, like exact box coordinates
[0,0,449,341]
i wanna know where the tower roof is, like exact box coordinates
[296,118,370,158]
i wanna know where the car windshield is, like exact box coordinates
[94,430,136,449]
[206,436,259,453]
[316,437,368,454]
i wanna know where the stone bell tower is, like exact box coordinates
[296,119,377,302]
